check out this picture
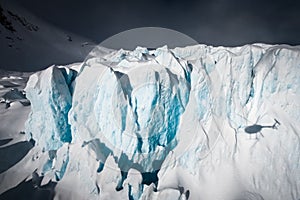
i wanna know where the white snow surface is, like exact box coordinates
[0,44,300,200]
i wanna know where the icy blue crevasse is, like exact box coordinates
[42,150,56,173]
[25,66,74,151]
[69,46,191,173]
[93,66,189,170]
[195,73,210,120]
[54,144,70,181]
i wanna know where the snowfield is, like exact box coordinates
[0,44,299,200]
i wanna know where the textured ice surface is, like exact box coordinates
[25,66,76,151]
[69,46,192,173]
[19,44,300,200]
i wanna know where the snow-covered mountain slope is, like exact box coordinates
[0,1,94,72]
[0,44,300,200]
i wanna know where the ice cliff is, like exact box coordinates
[25,66,76,151]
[24,44,300,200]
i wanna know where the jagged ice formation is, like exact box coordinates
[22,44,300,200]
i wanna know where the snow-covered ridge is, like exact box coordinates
[10,44,300,199]
[0,1,94,71]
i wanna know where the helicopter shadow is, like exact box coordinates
[244,118,280,139]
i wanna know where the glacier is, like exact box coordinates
[25,66,76,151]
[21,44,300,200]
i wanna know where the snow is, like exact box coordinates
[0,43,300,200]
[0,70,31,140]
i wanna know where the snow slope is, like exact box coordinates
[0,44,300,200]
[0,1,94,71]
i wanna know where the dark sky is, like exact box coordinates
[12,0,300,46]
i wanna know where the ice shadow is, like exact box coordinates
[0,139,34,173]
[0,138,13,146]
[84,139,161,190]
[1,88,31,108]
[2,88,26,100]
[0,176,56,200]
[0,80,20,88]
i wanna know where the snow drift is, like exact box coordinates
[19,44,300,199]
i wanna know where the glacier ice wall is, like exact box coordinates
[23,44,300,200]
[25,66,76,151]
[69,46,192,173]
